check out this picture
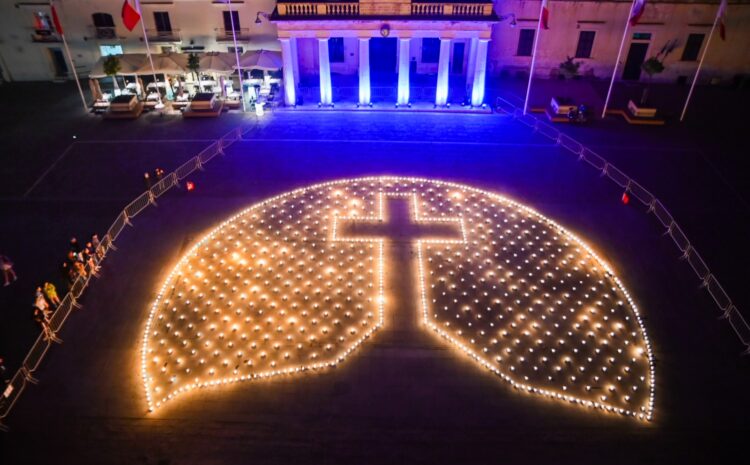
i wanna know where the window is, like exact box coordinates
[681,33,704,61]
[632,32,652,41]
[99,44,123,56]
[92,13,115,28]
[223,11,240,31]
[517,29,535,56]
[575,31,596,58]
[228,46,243,54]
[329,38,345,63]
[421,38,440,63]
[154,12,172,32]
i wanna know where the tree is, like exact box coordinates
[187,53,200,82]
[103,55,121,92]
[640,40,677,105]
[558,56,581,80]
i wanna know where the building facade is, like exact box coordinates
[1,1,748,95]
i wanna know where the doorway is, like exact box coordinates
[452,42,465,74]
[622,42,648,81]
[370,38,397,73]
[49,48,68,78]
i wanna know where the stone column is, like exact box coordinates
[397,38,410,106]
[290,37,300,85]
[465,37,478,99]
[318,38,332,105]
[470,39,489,107]
[359,38,371,106]
[280,38,297,106]
[435,38,451,106]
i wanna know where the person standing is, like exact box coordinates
[144,172,152,190]
[69,237,82,254]
[43,281,61,307]
[34,287,51,319]
[91,234,103,258]
[1,254,17,286]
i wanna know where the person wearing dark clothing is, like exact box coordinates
[69,237,82,254]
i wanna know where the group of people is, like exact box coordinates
[32,235,102,341]
[143,167,166,190]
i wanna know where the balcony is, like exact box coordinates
[274,1,494,18]
[215,27,252,42]
[93,26,117,40]
[30,28,61,43]
[146,28,182,43]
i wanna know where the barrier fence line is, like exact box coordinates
[0,124,254,431]
[496,96,750,355]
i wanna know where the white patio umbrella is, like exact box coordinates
[89,53,146,78]
[199,52,235,74]
[136,53,187,74]
[236,50,282,71]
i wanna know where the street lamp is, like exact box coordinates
[498,13,517,27]
[255,11,270,24]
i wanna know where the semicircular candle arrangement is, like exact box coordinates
[141,176,655,421]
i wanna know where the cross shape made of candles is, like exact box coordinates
[333,192,466,335]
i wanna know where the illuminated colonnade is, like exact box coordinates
[272,2,496,107]
[141,177,654,421]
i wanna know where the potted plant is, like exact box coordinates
[558,56,581,80]
[103,55,121,93]
[187,53,200,82]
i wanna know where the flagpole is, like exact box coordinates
[135,0,164,109]
[601,0,638,119]
[226,0,247,111]
[680,7,721,122]
[226,0,247,112]
[523,1,546,115]
[50,1,87,113]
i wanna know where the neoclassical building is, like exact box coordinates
[1,0,749,101]
[271,1,497,107]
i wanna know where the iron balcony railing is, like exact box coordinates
[145,28,182,42]
[30,28,61,43]
[215,27,251,41]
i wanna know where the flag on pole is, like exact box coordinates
[50,2,64,34]
[718,0,728,40]
[541,0,550,30]
[122,0,141,31]
[629,0,647,26]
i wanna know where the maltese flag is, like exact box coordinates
[121,0,141,31]
[629,0,647,26]
[541,0,550,30]
[50,2,64,35]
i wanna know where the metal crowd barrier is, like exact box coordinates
[496,96,750,354]
[0,125,252,431]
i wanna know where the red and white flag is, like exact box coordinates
[629,0,647,26]
[718,0,728,41]
[121,0,141,31]
[541,0,550,30]
[50,1,64,35]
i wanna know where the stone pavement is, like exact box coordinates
[0,105,748,463]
